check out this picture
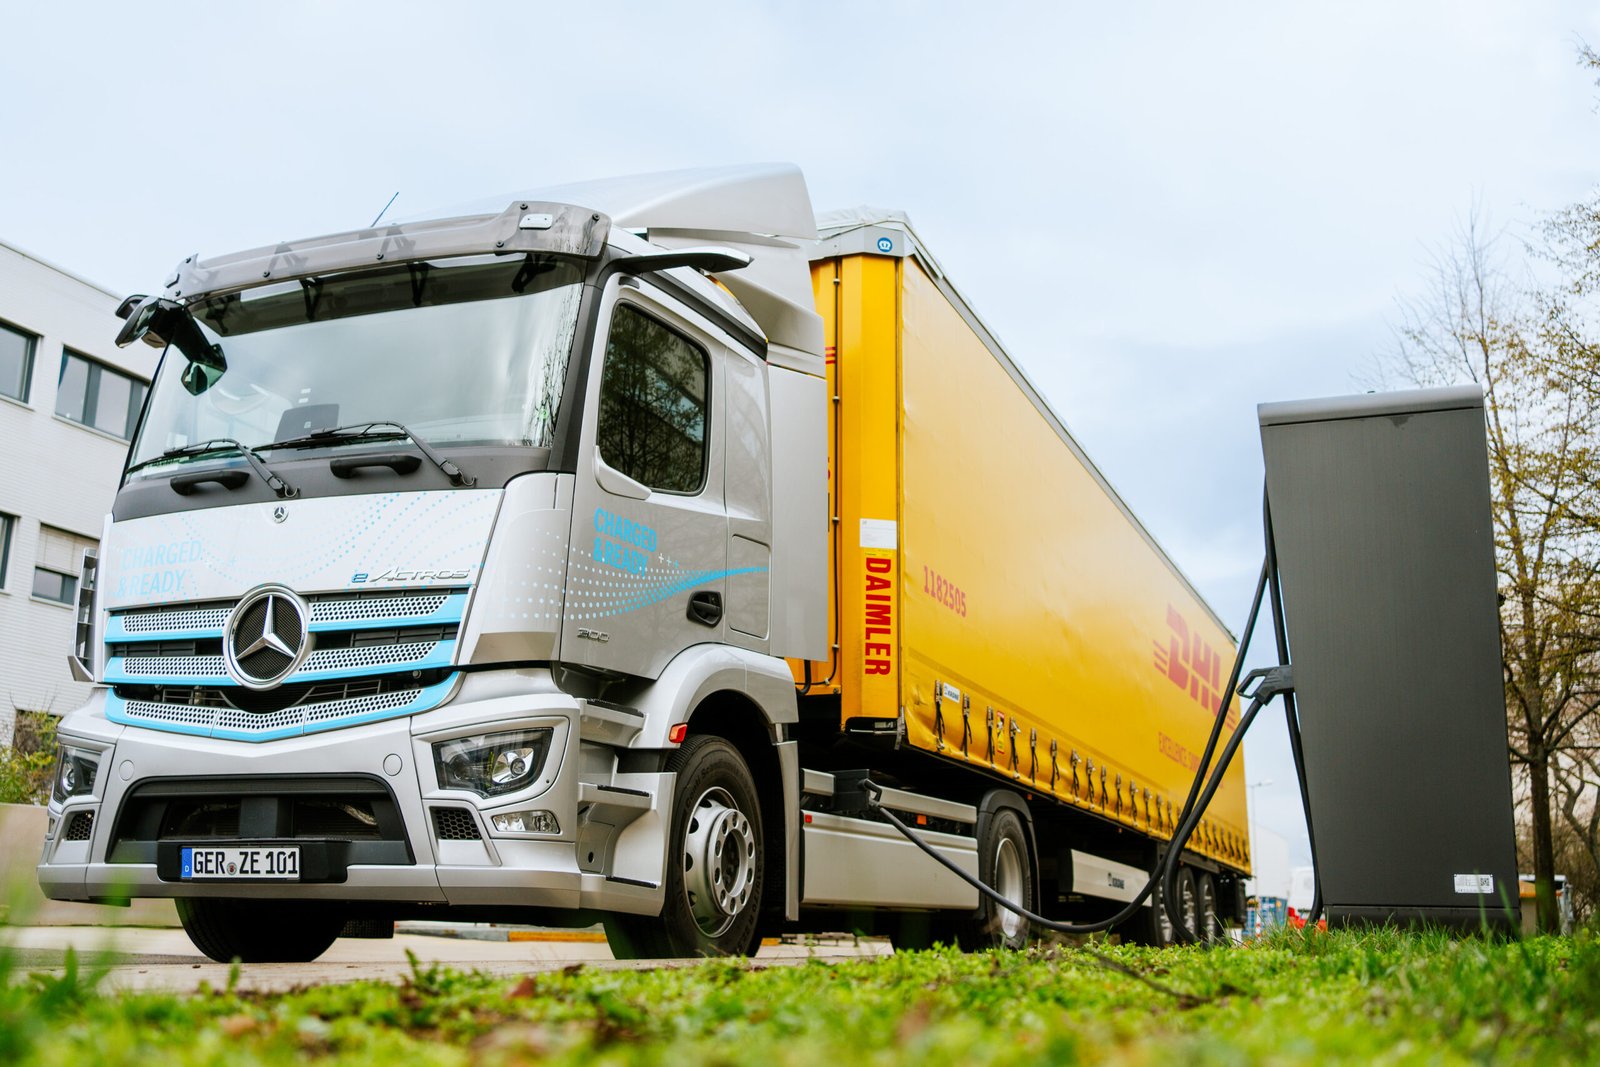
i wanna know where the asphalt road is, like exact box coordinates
[0,925,892,993]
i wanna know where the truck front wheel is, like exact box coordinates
[605,735,764,959]
[176,898,344,963]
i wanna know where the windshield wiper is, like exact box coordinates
[259,422,477,487]
[127,438,298,498]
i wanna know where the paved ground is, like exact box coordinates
[0,925,893,993]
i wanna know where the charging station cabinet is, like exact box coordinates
[1258,385,1518,931]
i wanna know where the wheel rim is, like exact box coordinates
[1178,874,1199,934]
[1155,877,1174,944]
[1197,879,1217,942]
[681,786,757,938]
[994,837,1026,941]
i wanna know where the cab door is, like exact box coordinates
[562,281,728,678]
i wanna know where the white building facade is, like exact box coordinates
[0,240,154,745]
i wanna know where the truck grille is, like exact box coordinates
[116,603,233,634]
[115,673,453,739]
[126,672,442,712]
[111,590,455,636]
[109,628,457,688]
[104,588,468,741]
[310,591,455,624]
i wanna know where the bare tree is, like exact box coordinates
[1553,739,1600,925]
[1394,213,1600,933]
[1536,98,1600,924]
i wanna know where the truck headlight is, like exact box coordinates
[52,746,101,805]
[432,729,553,798]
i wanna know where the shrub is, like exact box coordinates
[11,711,57,757]
[0,710,58,805]
[0,749,52,806]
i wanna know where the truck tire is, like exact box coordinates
[176,898,344,963]
[1116,854,1176,946]
[1173,866,1200,942]
[1195,871,1223,943]
[954,807,1033,950]
[604,735,764,959]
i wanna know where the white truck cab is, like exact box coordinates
[39,165,835,960]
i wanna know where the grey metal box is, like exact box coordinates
[1258,386,1518,930]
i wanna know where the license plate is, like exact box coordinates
[180,846,301,881]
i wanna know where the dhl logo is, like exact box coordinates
[1154,605,1239,729]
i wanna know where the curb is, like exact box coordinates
[397,924,609,944]
[395,924,795,947]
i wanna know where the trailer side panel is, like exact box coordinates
[802,244,1249,871]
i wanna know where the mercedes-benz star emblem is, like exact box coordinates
[272,506,287,523]
[223,585,311,690]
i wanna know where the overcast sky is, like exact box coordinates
[5,2,1598,872]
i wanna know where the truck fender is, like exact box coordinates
[974,788,1044,909]
[621,643,801,922]
[626,643,798,750]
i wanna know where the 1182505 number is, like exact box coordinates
[922,565,967,617]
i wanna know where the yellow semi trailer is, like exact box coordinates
[790,210,1249,941]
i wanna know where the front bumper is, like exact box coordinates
[37,673,669,917]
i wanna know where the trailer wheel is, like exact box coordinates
[1116,854,1176,946]
[955,807,1033,950]
[176,898,344,963]
[1173,866,1201,941]
[604,735,764,959]
[1195,871,1223,943]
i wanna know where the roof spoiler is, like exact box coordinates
[165,201,611,301]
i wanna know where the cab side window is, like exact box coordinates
[596,304,709,494]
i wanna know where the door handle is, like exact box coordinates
[687,590,723,627]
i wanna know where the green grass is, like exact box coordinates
[3,929,1599,1065]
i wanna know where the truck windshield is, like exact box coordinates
[126,254,585,474]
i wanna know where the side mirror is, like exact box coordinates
[114,294,173,349]
[114,295,227,377]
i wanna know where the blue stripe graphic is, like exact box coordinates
[567,566,769,621]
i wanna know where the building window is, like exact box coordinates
[0,512,14,588]
[31,567,75,604]
[0,320,36,402]
[33,525,95,605]
[596,304,710,494]
[55,350,147,440]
